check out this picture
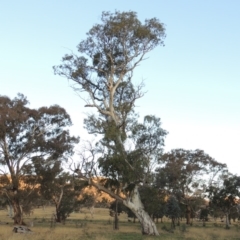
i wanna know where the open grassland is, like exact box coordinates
[0,207,240,240]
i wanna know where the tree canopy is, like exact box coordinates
[155,148,228,224]
[0,93,78,224]
[207,174,240,228]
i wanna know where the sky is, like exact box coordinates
[1,0,239,175]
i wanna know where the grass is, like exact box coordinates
[0,207,240,240]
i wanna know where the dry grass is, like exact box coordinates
[0,207,240,240]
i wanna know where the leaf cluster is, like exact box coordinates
[54,11,165,85]
[98,115,167,186]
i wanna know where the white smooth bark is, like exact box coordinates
[123,186,159,236]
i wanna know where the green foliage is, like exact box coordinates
[55,10,165,78]
[166,195,181,219]
[156,149,227,197]
[79,193,96,208]
[131,115,167,154]
[154,149,227,226]
[165,195,181,229]
[99,115,167,187]
[139,186,166,219]
[56,192,82,222]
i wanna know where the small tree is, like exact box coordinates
[35,159,83,223]
[199,208,209,226]
[79,192,96,217]
[54,10,166,235]
[0,94,78,224]
[165,195,181,229]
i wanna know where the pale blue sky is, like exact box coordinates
[1,1,239,174]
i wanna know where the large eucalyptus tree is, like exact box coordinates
[54,11,166,235]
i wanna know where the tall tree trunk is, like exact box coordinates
[89,206,95,218]
[113,201,119,230]
[54,187,64,223]
[12,198,24,225]
[186,205,191,224]
[225,212,230,229]
[171,217,175,229]
[123,186,159,235]
[55,207,62,223]
[177,217,180,226]
[114,212,119,230]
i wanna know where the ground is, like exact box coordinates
[0,206,239,240]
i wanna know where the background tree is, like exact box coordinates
[207,174,240,229]
[0,94,78,224]
[35,158,83,223]
[54,10,166,235]
[155,149,227,224]
[78,192,96,218]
